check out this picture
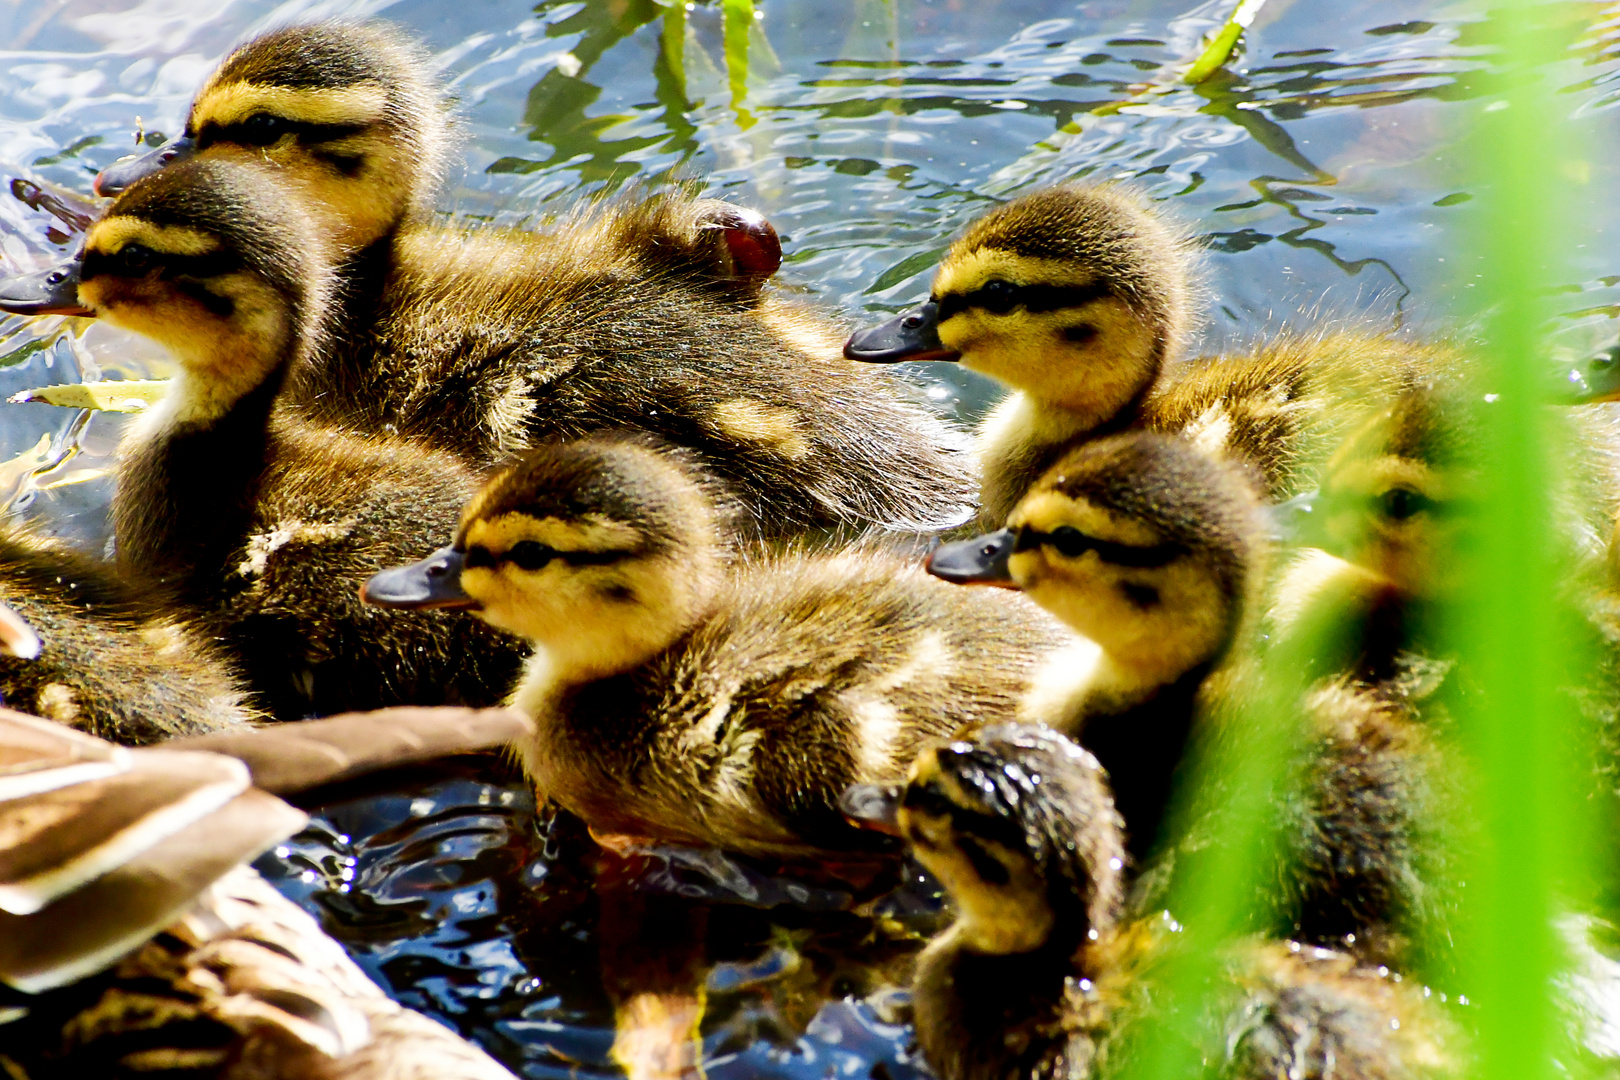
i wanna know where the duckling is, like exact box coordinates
[0,526,253,744]
[926,431,1267,863]
[0,707,520,1079]
[87,21,976,537]
[845,183,1417,524]
[1256,367,1620,973]
[361,434,1080,861]
[841,725,1464,1080]
[13,156,528,721]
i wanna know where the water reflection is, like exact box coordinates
[259,760,940,1079]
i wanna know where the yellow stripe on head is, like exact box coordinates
[461,513,643,558]
[933,249,1101,301]
[86,218,220,258]
[192,81,390,130]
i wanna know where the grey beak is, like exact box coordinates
[93,136,197,197]
[926,529,1019,587]
[844,301,959,363]
[0,261,90,317]
[361,546,478,611]
[838,782,904,836]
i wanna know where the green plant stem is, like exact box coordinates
[1183,0,1268,84]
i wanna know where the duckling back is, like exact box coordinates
[316,197,975,537]
[0,529,252,744]
[90,22,976,538]
[546,548,1080,857]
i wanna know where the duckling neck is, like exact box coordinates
[1022,634,1203,729]
[914,919,1091,1080]
[1021,638,1213,862]
[508,612,703,720]
[112,354,292,598]
[286,235,396,425]
[978,392,1146,525]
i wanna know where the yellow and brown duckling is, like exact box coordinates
[1251,368,1620,975]
[362,434,1081,861]
[0,527,253,743]
[0,702,523,1079]
[846,183,1414,524]
[2,156,528,721]
[84,21,976,538]
[927,431,1267,863]
[841,725,1463,1080]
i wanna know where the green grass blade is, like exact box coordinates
[722,0,755,128]
[1182,0,1268,84]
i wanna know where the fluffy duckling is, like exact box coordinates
[841,725,1463,1080]
[927,431,1267,862]
[362,435,1080,861]
[846,184,1413,523]
[1256,368,1620,974]
[0,706,520,1079]
[88,21,975,537]
[0,527,253,743]
[11,156,528,720]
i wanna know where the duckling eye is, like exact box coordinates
[506,541,556,571]
[902,783,958,821]
[979,279,1017,314]
[1047,526,1091,558]
[1379,487,1435,522]
[116,244,154,274]
[240,113,292,146]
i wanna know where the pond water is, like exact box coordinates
[0,0,1616,1076]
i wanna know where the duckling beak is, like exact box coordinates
[361,546,479,611]
[0,603,41,660]
[0,261,91,317]
[1558,345,1620,403]
[838,782,904,836]
[926,529,1019,587]
[1272,490,1321,546]
[93,136,197,197]
[843,301,958,363]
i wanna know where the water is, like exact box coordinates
[0,0,1616,1076]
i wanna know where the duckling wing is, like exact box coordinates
[0,532,254,744]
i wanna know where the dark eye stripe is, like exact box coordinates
[1014,525,1186,568]
[956,836,1012,886]
[936,280,1112,322]
[79,247,244,284]
[902,779,1029,854]
[198,118,369,150]
[460,543,629,570]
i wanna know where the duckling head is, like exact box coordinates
[847,725,1124,954]
[932,432,1262,689]
[364,438,728,683]
[95,22,446,257]
[1305,386,1475,604]
[34,159,326,422]
[846,185,1193,425]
